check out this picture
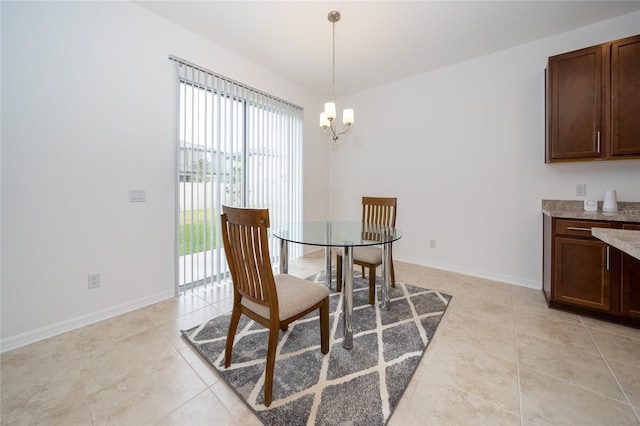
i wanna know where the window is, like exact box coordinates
[171,56,303,293]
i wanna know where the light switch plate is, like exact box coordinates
[129,189,146,202]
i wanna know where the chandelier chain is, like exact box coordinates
[332,21,336,102]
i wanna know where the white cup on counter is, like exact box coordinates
[602,189,618,212]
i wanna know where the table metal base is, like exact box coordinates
[278,237,392,351]
[380,243,391,311]
[342,246,354,349]
[325,246,332,289]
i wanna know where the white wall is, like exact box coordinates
[2,2,638,350]
[0,1,329,348]
[330,12,640,288]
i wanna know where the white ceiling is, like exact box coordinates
[134,1,640,97]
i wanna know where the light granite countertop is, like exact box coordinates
[542,200,640,223]
[592,228,640,260]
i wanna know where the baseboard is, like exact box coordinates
[304,246,541,290]
[394,254,541,289]
[0,289,175,353]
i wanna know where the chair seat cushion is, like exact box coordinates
[333,246,383,265]
[241,274,330,321]
[353,246,382,265]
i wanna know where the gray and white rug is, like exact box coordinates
[181,270,452,426]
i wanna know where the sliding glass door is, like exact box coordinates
[172,57,303,293]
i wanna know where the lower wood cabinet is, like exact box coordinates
[554,236,612,311]
[622,223,640,319]
[543,216,638,328]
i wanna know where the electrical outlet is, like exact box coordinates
[576,184,586,197]
[88,273,101,289]
[429,239,436,248]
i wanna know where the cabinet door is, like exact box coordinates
[554,237,611,311]
[546,45,605,162]
[621,224,640,318]
[611,35,640,156]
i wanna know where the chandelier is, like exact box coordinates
[319,11,354,142]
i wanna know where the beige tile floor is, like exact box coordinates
[2,251,640,425]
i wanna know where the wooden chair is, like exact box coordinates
[220,205,330,407]
[336,197,397,305]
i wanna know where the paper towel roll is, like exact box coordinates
[602,189,618,212]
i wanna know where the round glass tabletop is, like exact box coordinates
[272,220,402,247]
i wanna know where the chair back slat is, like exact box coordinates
[361,197,397,241]
[362,197,397,227]
[221,206,276,309]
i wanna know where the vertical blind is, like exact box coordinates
[171,56,303,294]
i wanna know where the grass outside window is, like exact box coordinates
[179,209,218,256]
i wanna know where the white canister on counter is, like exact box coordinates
[602,189,618,212]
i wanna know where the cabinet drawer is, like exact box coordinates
[623,224,640,231]
[555,219,614,237]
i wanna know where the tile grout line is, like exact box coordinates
[511,286,525,426]
[174,281,242,413]
[515,313,639,415]
[579,316,640,422]
[516,358,640,409]
[72,334,98,426]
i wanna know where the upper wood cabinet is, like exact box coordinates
[546,34,640,163]
[611,36,640,156]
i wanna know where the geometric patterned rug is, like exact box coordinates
[181,270,452,425]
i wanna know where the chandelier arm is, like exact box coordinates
[329,121,338,141]
[323,120,351,142]
[336,127,352,138]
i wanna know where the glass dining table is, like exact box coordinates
[272,221,402,349]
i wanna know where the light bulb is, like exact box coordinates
[324,102,336,120]
[343,109,354,125]
[319,112,330,129]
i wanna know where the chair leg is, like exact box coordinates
[320,298,329,353]
[391,261,396,288]
[264,325,279,407]
[224,304,242,368]
[368,266,376,305]
[336,254,343,293]
[361,265,365,278]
